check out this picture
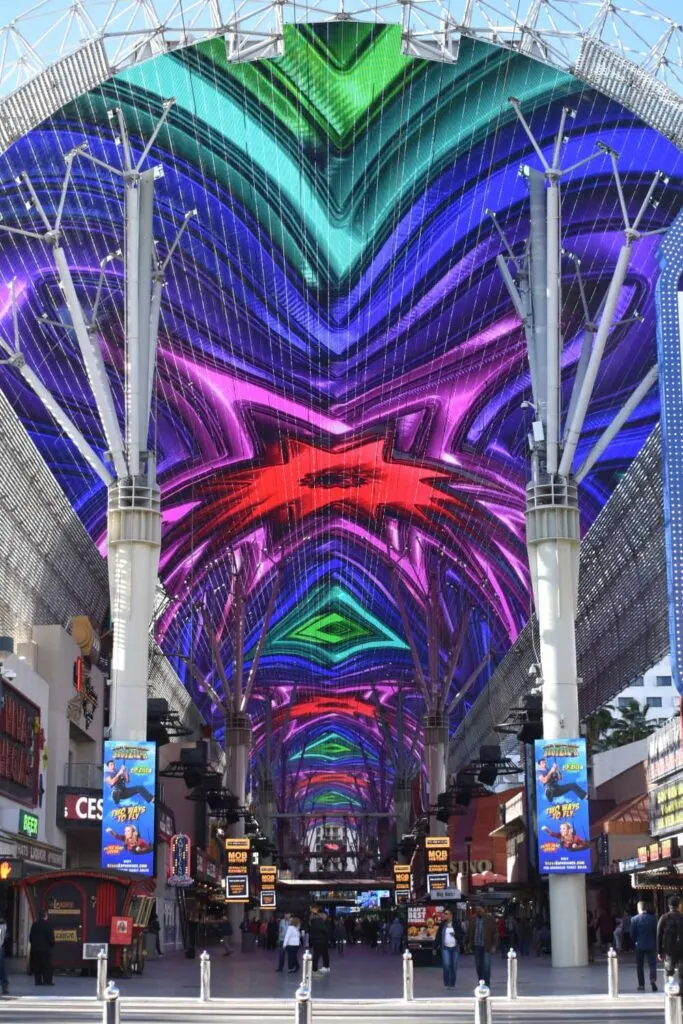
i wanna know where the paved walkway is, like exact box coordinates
[1,943,669,1001]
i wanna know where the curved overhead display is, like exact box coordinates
[0,22,679,816]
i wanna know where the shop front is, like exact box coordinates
[0,832,63,957]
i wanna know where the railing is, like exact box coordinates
[63,762,103,789]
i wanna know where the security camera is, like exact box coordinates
[1,669,16,682]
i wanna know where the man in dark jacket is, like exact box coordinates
[657,895,683,991]
[309,909,331,974]
[466,905,497,987]
[29,911,55,986]
[631,901,658,992]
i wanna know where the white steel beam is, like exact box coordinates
[575,363,659,483]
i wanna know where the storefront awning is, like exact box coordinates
[590,794,649,837]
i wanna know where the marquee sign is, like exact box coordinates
[259,864,277,909]
[168,834,193,887]
[393,863,411,903]
[650,777,683,837]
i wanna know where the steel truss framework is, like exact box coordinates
[1,2,683,156]
[449,423,667,771]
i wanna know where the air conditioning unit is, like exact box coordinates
[16,641,38,670]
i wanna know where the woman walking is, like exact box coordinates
[284,916,301,973]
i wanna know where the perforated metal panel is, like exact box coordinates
[449,426,667,771]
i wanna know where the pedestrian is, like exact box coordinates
[284,915,301,973]
[267,917,277,950]
[0,913,8,995]
[220,915,233,956]
[435,910,463,990]
[586,911,596,964]
[622,910,632,953]
[657,895,683,989]
[389,916,403,955]
[29,910,55,986]
[334,917,346,954]
[518,917,532,957]
[276,913,290,972]
[631,901,657,992]
[598,908,615,953]
[466,904,497,987]
[148,907,162,956]
[613,913,624,952]
[309,908,331,974]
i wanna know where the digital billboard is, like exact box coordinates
[534,738,590,874]
[102,740,156,877]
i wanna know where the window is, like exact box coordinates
[656,676,672,687]
[630,676,644,687]
[646,696,663,708]
[618,698,631,709]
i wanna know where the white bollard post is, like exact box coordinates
[666,976,683,1024]
[402,949,414,1001]
[474,980,492,1024]
[96,948,108,1002]
[102,981,120,1024]
[199,949,211,1002]
[295,982,312,1024]
[607,947,618,999]
[302,949,313,989]
[507,948,518,1000]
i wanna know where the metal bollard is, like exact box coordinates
[295,983,312,1024]
[665,976,683,1024]
[96,948,108,1002]
[402,949,414,1001]
[302,949,313,989]
[102,981,120,1024]
[474,980,492,1024]
[507,948,518,1000]
[607,946,618,999]
[199,949,211,1002]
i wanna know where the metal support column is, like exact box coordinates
[526,477,587,967]
[225,711,252,934]
[424,713,449,835]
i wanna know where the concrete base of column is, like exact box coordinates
[549,870,588,967]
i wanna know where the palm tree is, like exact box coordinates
[583,705,617,753]
[604,699,657,749]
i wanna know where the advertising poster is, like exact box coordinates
[225,837,250,902]
[406,904,447,948]
[534,738,590,874]
[102,740,156,877]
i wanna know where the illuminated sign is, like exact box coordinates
[101,740,156,877]
[260,891,276,909]
[0,858,22,880]
[395,891,410,906]
[649,776,683,837]
[638,846,649,865]
[168,834,193,888]
[649,842,661,863]
[0,682,40,806]
[57,788,103,826]
[393,864,411,895]
[19,809,39,839]
[648,719,683,783]
[224,837,250,901]
[427,872,449,895]
[425,836,450,885]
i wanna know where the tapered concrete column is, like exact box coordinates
[527,477,587,968]
[225,712,252,932]
[107,477,161,741]
[424,713,448,836]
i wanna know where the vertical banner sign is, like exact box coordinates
[259,865,277,909]
[225,838,250,901]
[534,738,590,874]
[425,836,450,894]
[102,740,156,876]
[656,214,683,696]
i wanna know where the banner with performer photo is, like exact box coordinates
[534,738,590,875]
[101,740,156,877]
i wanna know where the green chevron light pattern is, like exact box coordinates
[263,583,409,666]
